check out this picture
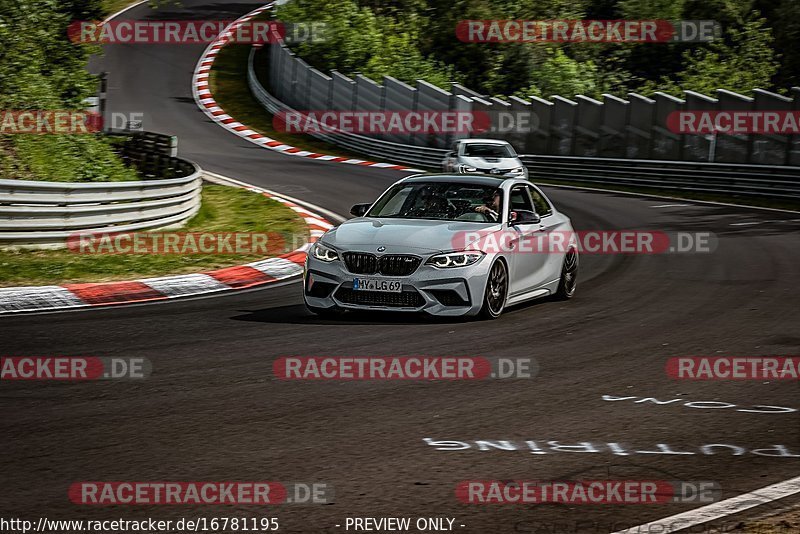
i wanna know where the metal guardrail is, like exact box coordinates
[248,48,800,201]
[0,132,202,245]
[248,49,445,169]
[522,155,800,200]
[109,131,191,178]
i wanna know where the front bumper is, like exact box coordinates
[303,254,492,316]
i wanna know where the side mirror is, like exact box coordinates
[350,203,371,217]
[510,210,540,225]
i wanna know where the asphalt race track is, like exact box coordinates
[2,1,799,532]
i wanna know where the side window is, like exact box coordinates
[527,185,553,217]
[509,185,534,213]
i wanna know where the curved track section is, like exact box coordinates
[2,1,799,532]
[191,3,419,171]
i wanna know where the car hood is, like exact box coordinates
[324,218,502,254]
[459,156,520,170]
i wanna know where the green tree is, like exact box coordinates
[0,0,137,181]
[514,48,599,99]
[618,0,686,19]
[769,0,800,88]
[643,16,779,96]
[276,0,791,100]
[276,0,458,88]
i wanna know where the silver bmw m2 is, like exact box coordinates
[303,174,578,319]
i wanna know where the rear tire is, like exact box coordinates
[554,248,578,300]
[479,260,508,319]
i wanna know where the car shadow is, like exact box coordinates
[230,298,552,325]
[230,304,473,325]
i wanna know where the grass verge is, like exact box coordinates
[102,0,156,16]
[0,184,307,287]
[209,40,365,160]
[102,0,138,15]
[0,135,140,183]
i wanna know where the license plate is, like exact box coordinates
[352,278,402,293]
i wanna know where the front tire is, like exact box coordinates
[554,248,578,300]
[479,260,508,319]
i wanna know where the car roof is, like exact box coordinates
[401,173,508,186]
[457,138,511,145]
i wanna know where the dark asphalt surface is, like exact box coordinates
[2,1,799,532]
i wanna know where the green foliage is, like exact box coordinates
[618,0,686,20]
[277,0,459,88]
[640,16,779,97]
[5,135,138,182]
[770,0,800,88]
[0,0,137,182]
[514,48,599,99]
[0,0,99,109]
[275,0,795,101]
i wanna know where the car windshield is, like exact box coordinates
[367,182,504,222]
[463,143,514,158]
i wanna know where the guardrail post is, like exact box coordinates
[790,87,800,165]
[752,89,793,165]
[551,96,578,156]
[715,89,753,163]
[600,94,629,158]
[99,72,108,131]
[527,96,554,155]
[169,136,178,157]
[683,91,718,162]
[575,95,603,157]
[652,92,684,161]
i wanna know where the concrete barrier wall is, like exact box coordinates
[263,42,800,165]
[416,80,452,148]
[383,76,416,144]
[248,47,800,201]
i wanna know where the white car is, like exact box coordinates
[442,139,528,179]
[303,174,577,319]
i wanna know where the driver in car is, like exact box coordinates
[414,186,445,214]
[474,189,501,221]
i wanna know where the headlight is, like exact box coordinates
[508,167,524,174]
[311,242,339,262]
[426,251,485,268]
[458,164,478,173]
